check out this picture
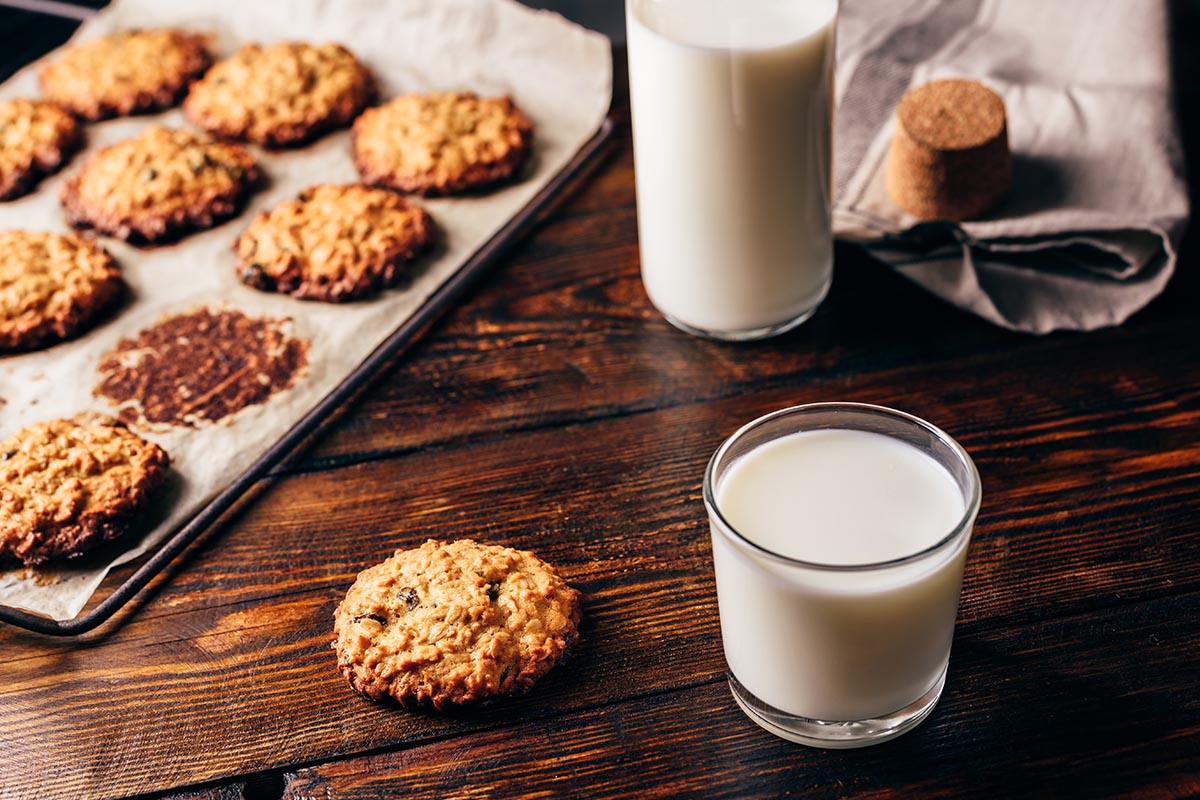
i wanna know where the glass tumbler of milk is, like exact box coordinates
[625,0,837,340]
[704,403,981,747]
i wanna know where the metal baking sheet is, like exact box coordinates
[0,0,614,631]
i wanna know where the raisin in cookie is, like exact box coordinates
[184,42,375,148]
[0,230,124,352]
[0,99,83,201]
[333,539,582,710]
[0,414,170,566]
[234,184,433,302]
[39,29,212,121]
[352,92,534,195]
[61,126,260,244]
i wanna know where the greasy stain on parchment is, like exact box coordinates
[93,306,309,429]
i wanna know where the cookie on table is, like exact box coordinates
[0,414,170,566]
[39,29,212,121]
[0,231,124,352]
[61,126,260,244]
[352,92,534,195]
[234,184,433,302]
[333,539,582,710]
[0,99,83,202]
[184,42,375,148]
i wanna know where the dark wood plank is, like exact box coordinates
[288,151,1035,469]
[286,149,1197,475]
[281,593,1200,800]
[4,294,1195,646]
[0,333,1196,797]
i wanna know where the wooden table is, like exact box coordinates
[2,3,1198,798]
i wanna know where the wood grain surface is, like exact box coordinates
[285,594,1200,800]
[1,3,1198,799]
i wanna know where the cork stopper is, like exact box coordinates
[884,79,1011,221]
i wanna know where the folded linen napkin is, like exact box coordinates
[833,0,1188,333]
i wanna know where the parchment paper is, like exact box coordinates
[0,0,612,620]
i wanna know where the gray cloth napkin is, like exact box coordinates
[833,0,1189,333]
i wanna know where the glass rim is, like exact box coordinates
[626,0,840,55]
[703,402,981,572]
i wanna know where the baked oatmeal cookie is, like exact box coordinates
[234,184,433,302]
[352,92,533,195]
[0,414,170,565]
[0,99,83,201]
[333,539,582,710]
[184,42,375,148]
[39,29,212,121]
[60,126,260,244]
[0,231,124,352]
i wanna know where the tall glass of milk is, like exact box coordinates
[625,0,837,340]
[704,403,981,747]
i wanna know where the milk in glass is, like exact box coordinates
[711,428,970,723]
[626,0,837,338]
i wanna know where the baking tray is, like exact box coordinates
[0,3,617,635]
[0,115,615,636]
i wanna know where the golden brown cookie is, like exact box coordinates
[885,78,1011,221]
[234,184,433,302]
[352,92,534,195]
[39,29,212,121]
[0,99,83,201]
[184,42,375,148]
[61,126,260,244]
[0,231,124,352]
[0,414,170,566]
[333,539,582,710]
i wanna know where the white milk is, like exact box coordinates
[711,429,970,722]
[626,0,837,337]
